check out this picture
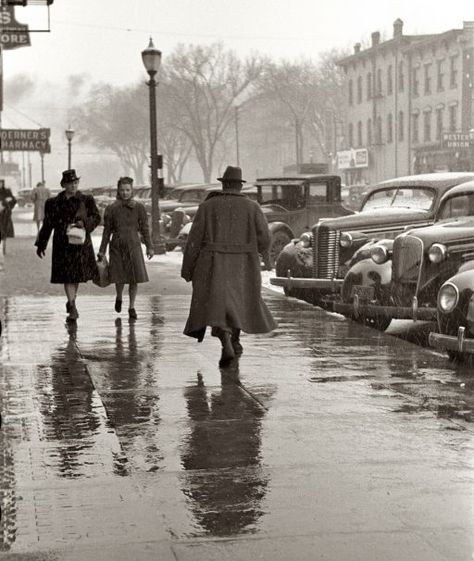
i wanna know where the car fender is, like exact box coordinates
[437,269,474,336]
[268,221,294,239]
[341,258,392,303]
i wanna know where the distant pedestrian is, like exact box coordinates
[0,181,17,256]
[31,181,51,231]
[35,169,101,322]
[98,176,154,320]
[181,165,277,366]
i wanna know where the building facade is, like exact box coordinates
[337,19,474,185]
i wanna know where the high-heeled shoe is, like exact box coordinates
[115,298,122,313]
[128,308,137,320]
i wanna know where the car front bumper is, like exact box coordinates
[429,327,474,354]
[270,275,343,292]
[333,297,437,321]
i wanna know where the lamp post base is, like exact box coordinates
[153,239,167,255]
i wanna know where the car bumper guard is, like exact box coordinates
[429,327,474,354]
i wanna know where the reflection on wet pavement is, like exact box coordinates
[1,292,474,557]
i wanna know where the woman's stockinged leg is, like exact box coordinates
[64,283,79,319]
[129,283,138,309]
[115,283,124,313]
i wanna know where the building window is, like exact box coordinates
[436,108,443,140]
[450,55,458,88]
[387,113,393,143]
[357,120,362,147]
[357,76,362,103]
[348,123,354,147]
[413,67,419,96]
[377,68,382,96]
[398,111,404,141]
[413,113,419,143]
[423,111,431,142]
[348,79,353,106]
[424,63,432,95]
[376,116,382,144]
[367,72,372,100]
[449,104,457,131]
[367,118,372,145]
[387,65,393,95]
[398,61,404,92]
[437,59,444,91]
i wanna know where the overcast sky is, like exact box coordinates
[6,0,474,87]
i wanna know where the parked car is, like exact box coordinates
[270,172,474,309]
[333,178,474,330]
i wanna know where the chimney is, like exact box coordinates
[371,31,380,47]
[393,18,404,39]
[354,43,361,54]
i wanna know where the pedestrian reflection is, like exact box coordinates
[180,364,271,536]
[37,321,101,478]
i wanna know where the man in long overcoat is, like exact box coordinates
[181,166,277,365]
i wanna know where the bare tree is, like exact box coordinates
[164,43,264,182]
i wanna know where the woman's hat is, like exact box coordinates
[217,166,246,183]
[60,169,80,185]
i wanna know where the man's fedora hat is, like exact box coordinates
[217,166,246,183]
[60,169,80,185]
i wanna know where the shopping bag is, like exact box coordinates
[93,256,111,288]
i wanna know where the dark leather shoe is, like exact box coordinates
[128,308,137,320]
[67,303,79,322]
[115,299,122,313]
[231,329,243,355]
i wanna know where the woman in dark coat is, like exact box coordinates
[98,176,154,320]
[35,169,101,321]
[181,166,277,366]
[0,182,17,255]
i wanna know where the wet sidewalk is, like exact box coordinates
[1,281,474,559]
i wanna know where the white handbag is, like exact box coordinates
[66,224,86,245]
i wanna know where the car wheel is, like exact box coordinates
[354,315,392,331]
[269,231,291,269]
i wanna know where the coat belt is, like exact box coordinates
[202,242,255,253]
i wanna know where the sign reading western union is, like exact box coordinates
[0,128,51,153]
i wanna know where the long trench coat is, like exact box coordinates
[99,200,152,284]
[35,190,101,284]
[31,185,51,222]
[181,191,277,341]
[0,187,16,239]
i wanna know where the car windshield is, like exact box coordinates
[437,192,474,220]
[362,187,434,211]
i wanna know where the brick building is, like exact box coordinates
[337,19,474,185]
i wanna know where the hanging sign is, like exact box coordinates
[0,5,30,50]
[0,128,51,152]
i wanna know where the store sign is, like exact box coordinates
[0,128,51,152]
[442,132,471,149]
[337,148,369,169]
[0,6,30,50]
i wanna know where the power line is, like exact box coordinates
[51,19,307,42]
[4,103,44,127]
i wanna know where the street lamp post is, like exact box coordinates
[141,37,166,254]
[65,127,74,169]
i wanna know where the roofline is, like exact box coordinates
[255,174,340,182]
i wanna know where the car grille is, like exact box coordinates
[312,224,340,279]
[391,235,423,305]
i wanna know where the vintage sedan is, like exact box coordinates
[334,179,474,330]
[270,173,474,308]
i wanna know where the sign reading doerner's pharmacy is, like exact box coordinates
[1,129,51,153]
[0,6,30,50]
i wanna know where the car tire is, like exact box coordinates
[269,231,292,269]
[354,315,392,331]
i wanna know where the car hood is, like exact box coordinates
[159,199,197,212]
[318,207,431,232]
[404,217,474,246]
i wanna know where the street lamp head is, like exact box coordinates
[5,1,54,5]
[65,127,75,142]
[141,37,162,77]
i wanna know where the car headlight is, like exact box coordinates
[340,232,353,248]
[428,243,447,263]
[438,282,459,313]
[370,245,389,264]
[299,232,312,248]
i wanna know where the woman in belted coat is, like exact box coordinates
[35,169,101,321]
[181,166,277,366]
[0,182,17,255]
[98,176,154,320]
